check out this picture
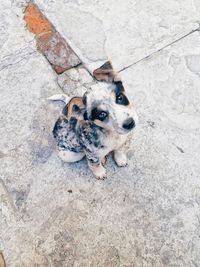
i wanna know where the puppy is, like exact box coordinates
[51,62,138,179]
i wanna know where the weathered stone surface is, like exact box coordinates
[34,0,108,73]
[1,1,200,267]
[37,31,81,74]
[0,1,35,59]
[35,0,200,72]
[121,31,200,266]
[185,55,200,74]
[57,66,93,95]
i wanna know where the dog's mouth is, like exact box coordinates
[118,127,135,135]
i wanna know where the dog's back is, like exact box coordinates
[53,116,83,153]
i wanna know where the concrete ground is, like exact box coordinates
[1,0,200,266]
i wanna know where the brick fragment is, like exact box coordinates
[24,3,82,73]
[24,3,53,35]
[37,32,81,74]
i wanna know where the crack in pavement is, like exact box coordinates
[0,47,37,71]
[119,25,200,73]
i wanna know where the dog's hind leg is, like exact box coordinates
[58,150,85,163]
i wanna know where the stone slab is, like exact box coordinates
[120,31,200,267]
[35,0,200,72]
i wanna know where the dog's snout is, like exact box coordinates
[123,118,135,130]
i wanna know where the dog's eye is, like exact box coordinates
[73,105,80,112]
[91,108,108,121]
[98,111,108,121]
[116,93,129,106]
[116,94,124,104]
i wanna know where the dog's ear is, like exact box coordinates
[63,97,85,118]
[82,92,87,106]
[93,61,121,82]
[62,104,69,116]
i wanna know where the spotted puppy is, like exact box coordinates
[52,63,138,179]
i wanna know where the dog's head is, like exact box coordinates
[83,62,138,134]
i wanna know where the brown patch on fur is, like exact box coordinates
[0,253,6,267]
[111,91,116,101]
[67,97,85,118]
[93,61,121,82]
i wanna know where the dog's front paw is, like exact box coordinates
[92,165,107,180]
[101,156,107,166]
[114,152,128,167]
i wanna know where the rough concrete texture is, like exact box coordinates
[35,0,200,72]
[1,1,200,267]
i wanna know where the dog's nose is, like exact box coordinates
[123,118,135,130]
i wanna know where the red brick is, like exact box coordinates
[24,3,53,35]
[37,32,81,74]
[24,3,82,73]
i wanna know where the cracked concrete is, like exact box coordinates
[35,0,200,72]
[1,0,200,266]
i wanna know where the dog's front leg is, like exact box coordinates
[86,154,107,180]
[113,145,128,167]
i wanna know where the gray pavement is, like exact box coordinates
[0,0,200,266]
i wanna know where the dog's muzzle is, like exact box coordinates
[123,118,135,130]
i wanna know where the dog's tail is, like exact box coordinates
[48,94,70,104]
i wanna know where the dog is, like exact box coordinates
[50,62,138,179]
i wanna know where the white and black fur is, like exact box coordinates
[51,64,138,179]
